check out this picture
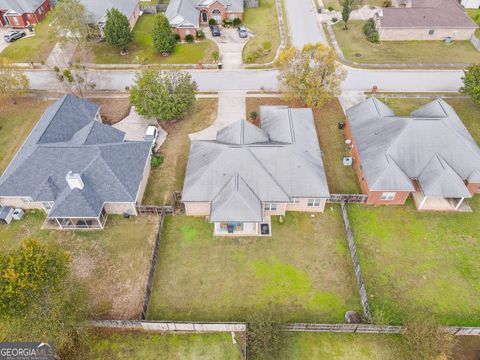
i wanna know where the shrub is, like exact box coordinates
[152,13,176,54]
[196,30,205,39]
[151,154,164,168]
[233,17,242,27]
[328,5,334,11]
[174,33,181,42]
[223,18,233,27]
[249,111,258,120]
[363,18,379,43]
[185,34,194,43]
[368,31,379,43]
[383,0,392,6]
[331,17,338,23]
[209,18,217,26]
[104,8,133,51]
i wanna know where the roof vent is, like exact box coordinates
[66,171,84,190]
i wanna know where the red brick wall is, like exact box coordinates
[366,191,410,205]
[173,27,197,40]
[4,0,49,27]
[467,182,480,195]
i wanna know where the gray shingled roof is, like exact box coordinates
[0,94,151,219]
[346,97,480,197]
[166,0,243,28]
[183,106,330,223]
[379,0,478,29]
[79,0,139,23]
[0,0,44,14]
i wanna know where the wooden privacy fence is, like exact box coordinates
[340,201,371,322]
[140,209,167,320]
[328,194,368,203]
[136,205,173,216]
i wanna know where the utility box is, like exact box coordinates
[0,207,14,224]
[12,209,24,221]
[343,157,353,166]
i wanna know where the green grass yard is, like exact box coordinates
[147,210,361,322]
[88,331,243,360]
[332,21,480,64]
[323,0,385,12]
[243,0,280,64]
[0,17,55,63]
[467,9,480,37]
[79,14,217,64]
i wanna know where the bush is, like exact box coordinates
[363,18,380,43]
[368,31,379,43]
[247,311,286,360]
[383,0,392,6]
[223,18,233,27]
[208,18,217,26]
[233,17,242,27]
[328,6,334,11]
[331,17,338,23]
[151,154,164,168]
[174,33,181,42]
[196,30,205,39]
[185,34,194,43]
[152,13,176,54]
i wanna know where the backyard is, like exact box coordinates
[0,17,55,63]
[243,0,281,64]
[147,210,360,322]
[77,14,218,64]
[332,21,480,64]
[467,9,480,37]
[246,97,360,194]
[142,98,218,205]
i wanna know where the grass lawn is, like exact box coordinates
[78,15,217,64]
[332,21,480,64]
[0,212,159,319]
[243,0,280,64]
[246,97,360,194]
[0,17,55,63]
[467,9,480,37]
[88,331,243,360]
[147,210,360,322]
[322,0,385,12]
[142,99,218,205]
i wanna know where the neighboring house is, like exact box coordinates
[461,0,480,9]
[0,0,50,28]
[0,95,152,230]
[182,106,330,237]
[375,0,478,40]
[166,0,244,39]
[79,0,140,37]
[345,98,480,212]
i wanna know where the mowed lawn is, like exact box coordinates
[142,99,218,205]
[467,9,480,37]
[79,14,217,64]
[0,212,158,319]
[148,210,360,322]
[243,0,280,63]
[246,97,360,194]
[88,331,243,360]
[332,21,480,64]
[0,17,55,63]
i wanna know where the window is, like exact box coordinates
[307,199,321,207]
[212,9,221,14]
[264,203,277,211]
[428,29,434,35]
[13,17,19,25]
[380,192,396,201]
[291,198,300,204]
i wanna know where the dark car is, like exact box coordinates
[4,30,26,43]
[238,26,248,38]
[210,25,221,37]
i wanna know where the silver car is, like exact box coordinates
[238,26,248,38]
[4,30,26,43]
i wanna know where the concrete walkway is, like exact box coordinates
[113,107,167,150]
[338,91,367,113]
[318,5,379,23]
[204,27,249,70]
[46,42,77,69]
[189,91,247,140]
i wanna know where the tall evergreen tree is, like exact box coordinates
[152,13,176,54]
[104,8,133,51]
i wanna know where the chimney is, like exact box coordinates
[66,171,84,190]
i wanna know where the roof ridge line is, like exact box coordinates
[91,152,133,201]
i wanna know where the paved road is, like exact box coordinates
[284,0,327,46]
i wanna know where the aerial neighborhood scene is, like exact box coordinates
[0,0,479,358]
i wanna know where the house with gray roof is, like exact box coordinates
[345,97,480,211]
[0,94,152,230]
[375,0,478,41]
[182,106,330,236]
[0,0,50,28]
[79,0,140,36]
[166,0,244,39]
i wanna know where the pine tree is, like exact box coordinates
[152,13,177,54]
[104,8,133,51]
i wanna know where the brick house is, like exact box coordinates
[0,0,50,28]
[182,106,330,236]
[166,0,244,40]
[0,95,152,230]
[345,98,480,211]
[374,0,478,41]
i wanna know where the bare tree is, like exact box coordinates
[0,64,29,103]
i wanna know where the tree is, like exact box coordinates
[276,44,346,108]
[54,64,96,98]
[247,310,286,360]
[342,0,352,30]
[152,13,176,54]
[104,8,133,52]
[460,64,480,105]
[0,239,88,358]
[130,68,197,121]
[50,0,94,47]
[0,64,29,103]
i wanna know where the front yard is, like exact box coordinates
[147,210,360,322]
[332,21,480,64]
[77,14,218,64]
[0,17,55,63]
[322,0,385,12]
[0,212,159,319]
[142,98,218,205]
[246,97,360,194]
[243,0,281,64]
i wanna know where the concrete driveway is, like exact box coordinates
[204,27,250,70]
[0,28,34,54]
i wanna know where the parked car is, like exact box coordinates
[210,25,221,37]
[3,30,26,43]
[238,26,248,38]
[144,125,158,148]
